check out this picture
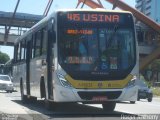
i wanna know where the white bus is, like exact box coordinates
[13,9,139,111]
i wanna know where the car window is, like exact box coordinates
[139,80,147,87]
[138,75,148,87]
[0,76,10,81]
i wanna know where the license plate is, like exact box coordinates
[92,96,108,101]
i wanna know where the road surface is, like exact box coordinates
[0,90,160,120]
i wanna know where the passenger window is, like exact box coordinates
[27,35,34,59]
[17,43,21,61]
[21,39,26,61]
[14,44,18,63]
[42,28,47,55]
[35,30,42,57]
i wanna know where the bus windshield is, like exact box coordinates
[57,11,136,80]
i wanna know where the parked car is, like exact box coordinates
[0,75,14,93]
[137,77,153,102]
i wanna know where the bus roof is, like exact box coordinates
[55,8,132,14]
[14,9,132,44]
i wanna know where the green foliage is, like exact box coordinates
[0,51,10,64]
[145,80,152,88]
[151,87,160,96]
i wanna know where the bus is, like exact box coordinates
[13,9,139,111]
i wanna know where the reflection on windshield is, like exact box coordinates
[59,28,135,73]
[0,76,10,81]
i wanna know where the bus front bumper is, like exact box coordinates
[53,85,138,103]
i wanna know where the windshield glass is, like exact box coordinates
[0,76,10,81]
[139,75,148,87]
[57,12,136,80]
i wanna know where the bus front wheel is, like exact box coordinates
[102,102,116,112]
[44,99,54,110]
[44,99,58,111]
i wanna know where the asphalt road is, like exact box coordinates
[0,90,160,120]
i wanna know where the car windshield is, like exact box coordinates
[0,76,10,81]
[138,80,147,87]
[139,76,148,87]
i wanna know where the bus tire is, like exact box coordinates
[44,99,58,111]
[20,78,24,100]
[20,78,28,103]
[40,77,46,98]
[44,99,52,110]
[102,102,116,112]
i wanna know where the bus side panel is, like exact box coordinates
[13,63,27,94]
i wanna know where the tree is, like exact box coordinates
[0,51,10,64]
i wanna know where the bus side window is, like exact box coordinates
[17,43,21,62]
[21,39,26,61]
[14,44,18,63]
[26,35,34,59]
[32,34,36,58]
[42,28,47,55]
[35,30,42,57]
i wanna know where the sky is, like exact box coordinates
[0,0,135,59]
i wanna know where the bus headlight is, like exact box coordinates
[127,76,136,88]
[57,73,72,88]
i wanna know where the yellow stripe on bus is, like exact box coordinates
[65,74,133,89]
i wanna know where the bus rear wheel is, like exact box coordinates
[20,79,31,103]
[20,79,25,102]
[102,102,116,112]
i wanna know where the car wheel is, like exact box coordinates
[6,90,9,93]
[148,98,152,102]
[130,101,135,104]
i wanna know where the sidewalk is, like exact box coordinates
[0,92,33,120]
[153,96,160,102]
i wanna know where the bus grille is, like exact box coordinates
[77,91,122,100]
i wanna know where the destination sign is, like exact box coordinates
[67,13,120,23]
[67,29,93,35]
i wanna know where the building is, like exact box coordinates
[136,0,160,23]
[135,0,160,48]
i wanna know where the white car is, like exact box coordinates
[0,75,14,93]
